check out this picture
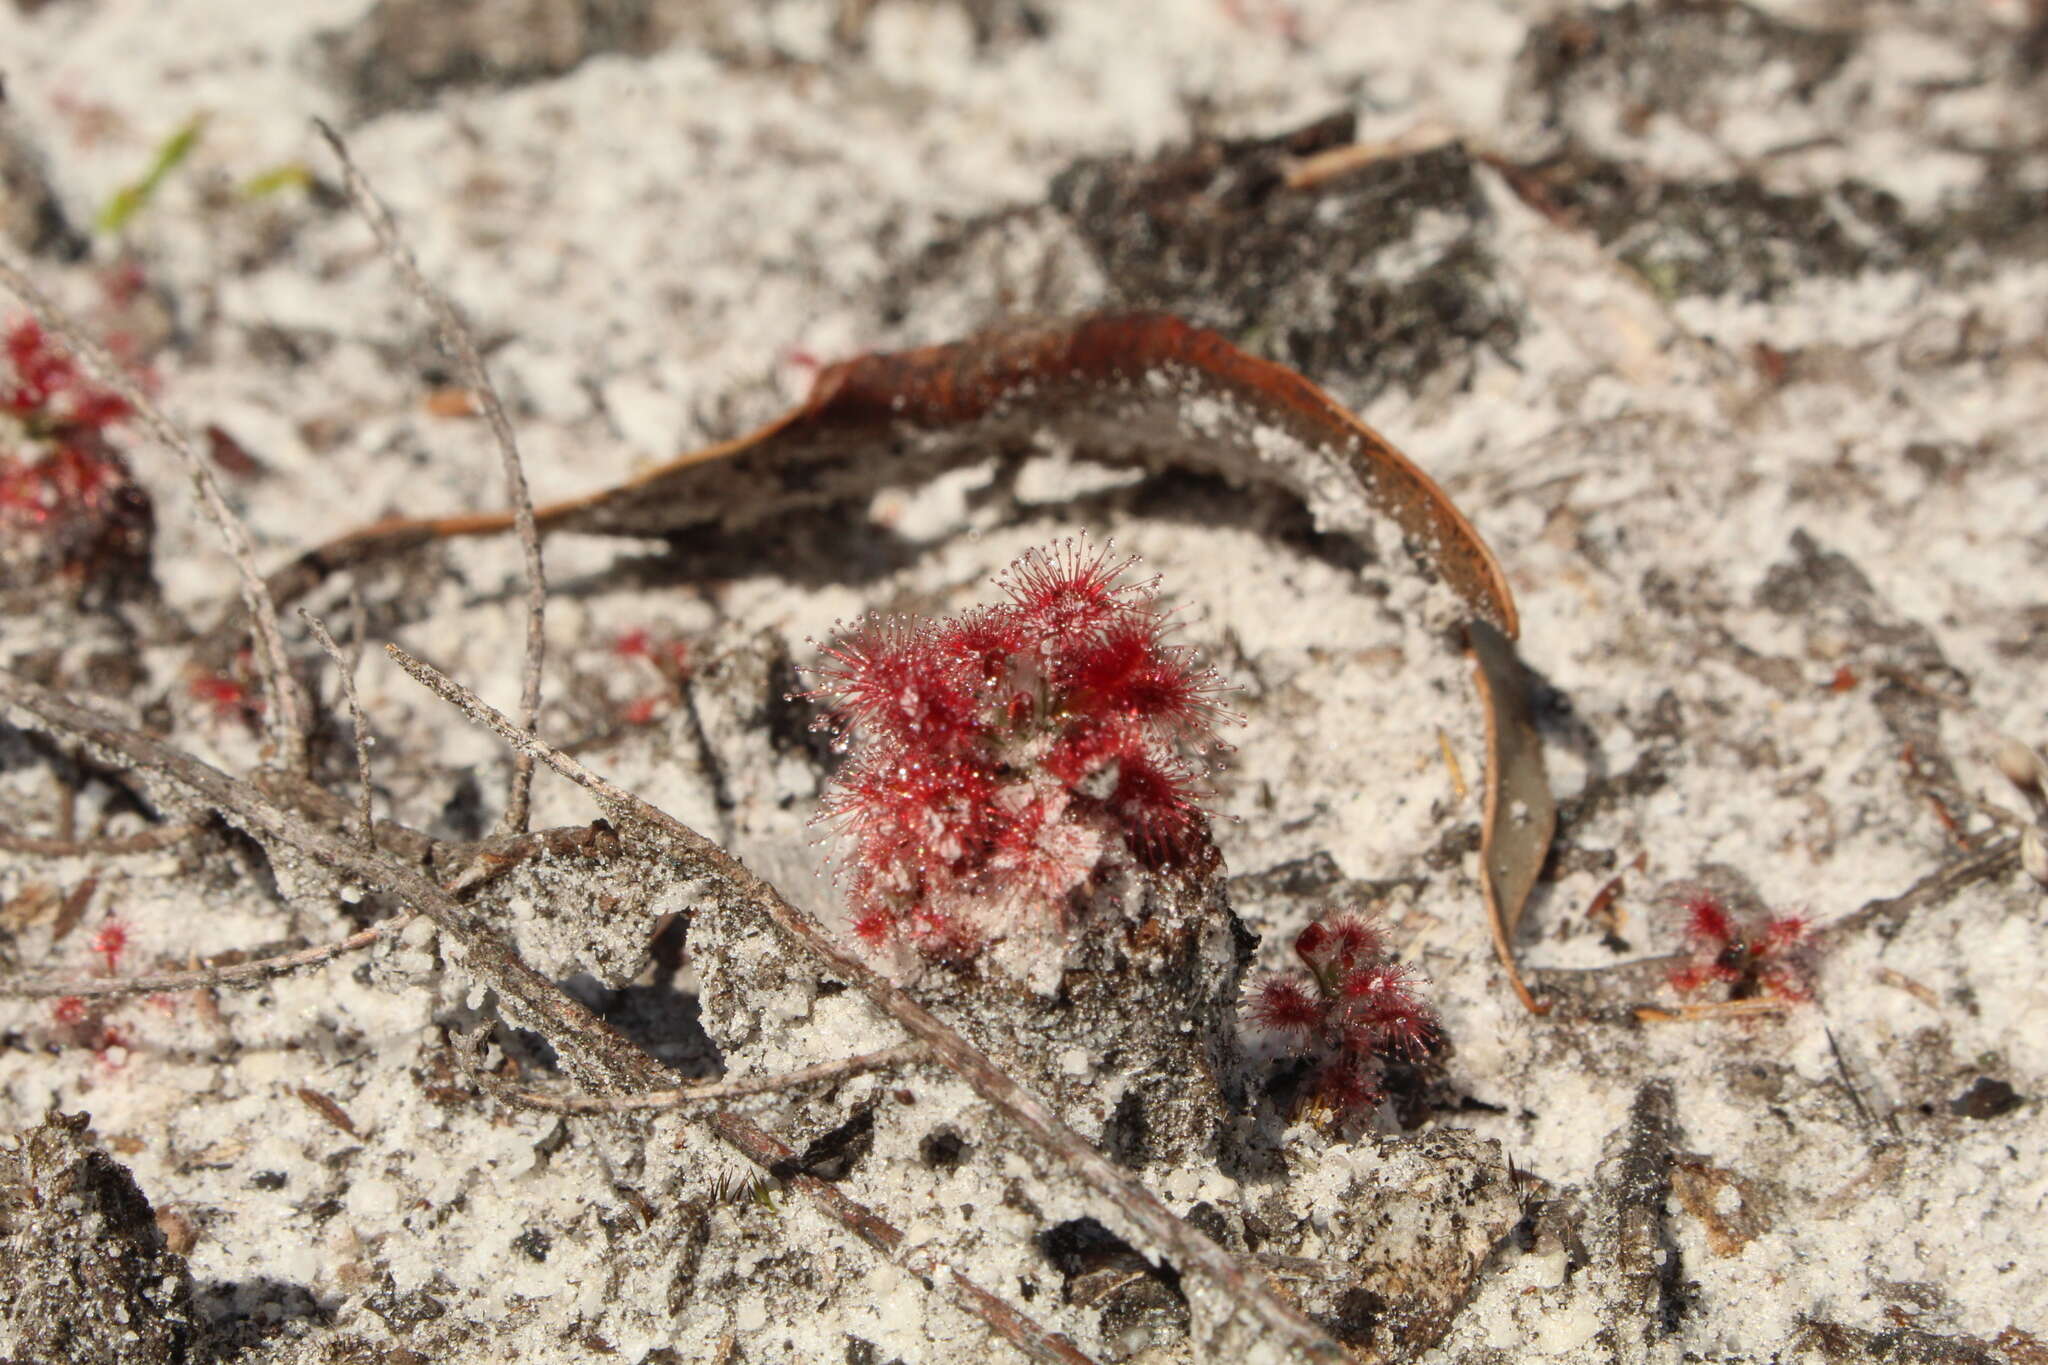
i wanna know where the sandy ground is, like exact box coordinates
[2,1,2046,1362]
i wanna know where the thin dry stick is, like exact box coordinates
[0,823,200,857]
[1822,834,2019,943]
[711,1110,1102,1365]
[0,668,666,1096]
[0,920,402,1001]
[384,644,1355,1365]
[483,1044,924,1114]
[300,608,376,849]
[451,1030,1087,1365]
[0,256,308,770]
[313,121,547,835]
[345,586,369,674]
[1282,122,1458,191]
[1634,998,1796,1024]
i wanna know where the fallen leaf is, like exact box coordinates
[252,312,1554,1010]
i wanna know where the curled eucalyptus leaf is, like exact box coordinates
[265,311,1554,1009]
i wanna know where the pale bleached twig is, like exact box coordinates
[1634,998,1797,1024]
[383,643,1355,1364]
[483,1044,924,1114]
[0,920,402,1001]
[0,256,309,769]
[313,121,547,836]
[1281,122,1459,191]
[298,608,377,849]
[709,1110,1102,1365]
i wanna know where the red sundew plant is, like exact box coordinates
[189,648,267,728]
[609,623,694,725]
[3,318,132,432]
[48,994,127,1062]
[806,538,1236,965]
[49,995,130,1066]
[1244,913,1438,1125]
[90,919,128,974]
[189,671,255,719]
[0,317,152,596]
[46,905,163,1064]
[1667,889,1812,1002]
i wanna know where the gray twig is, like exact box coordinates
[299,608,376,849]
[0,668,664,1095]
[710,1110,1102,1365]
[483,1044,924,1113]
[0,256,308,769]
[0,919,402,1001]
[383,643,1355,1364]
[313,120,547,835]
[1821,836,2020,943]
[346,586,369,674]
[0,823,200,857]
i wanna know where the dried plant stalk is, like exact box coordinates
[299,608,376,849]
[0,920,402,1001]
[710,1110,1103,1365]
[312,120,548,834]
[482,1044,923,1113]
[0,824,199,857]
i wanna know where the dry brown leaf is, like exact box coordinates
[256,311,1553,1011]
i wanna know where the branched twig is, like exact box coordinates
[0,256,309,769]
[710,1110,1102,1365]
[0,920,402,1001]
[482,1044,924,1113]
[300,608,376,849]
[384,644,1355,1364]
[313,121,547,835]
[1821,835,2020,943]
[0,668,665,1095]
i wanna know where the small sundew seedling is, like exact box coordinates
[90,920,127,974]
[608,624,694,726]
[1244,912,1438,1127]
[187,647,268,730]
[1666,889,1812,1002]
[805,537,1236,967]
